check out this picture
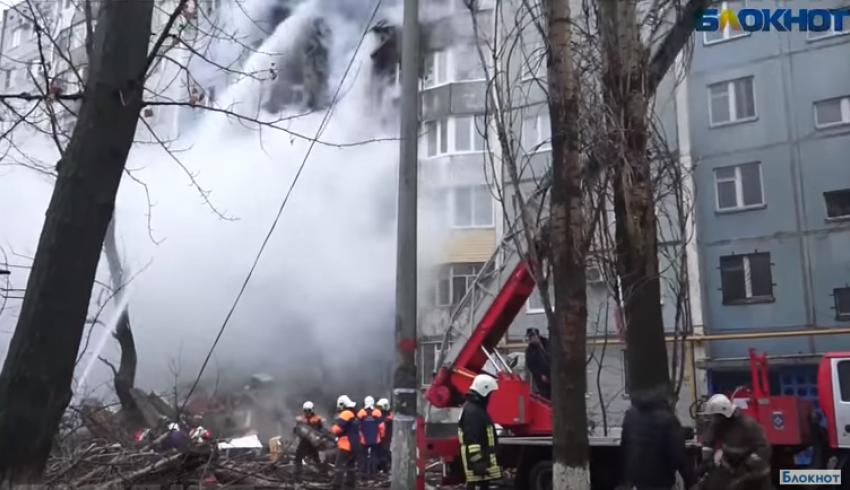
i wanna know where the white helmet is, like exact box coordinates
[364,396,375,408]
[469,374,499,397]
[303,401,314,411]
[377,398,390,410]
[704,394,737,418]
[337,395,356,409]
[167,422,180,431]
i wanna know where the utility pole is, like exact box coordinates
[391,0,419,487]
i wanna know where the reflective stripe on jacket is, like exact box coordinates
[458,399,502,482]
[331,408,360,451]
[358,407,383,445]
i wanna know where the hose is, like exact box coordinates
[689,396,707,420]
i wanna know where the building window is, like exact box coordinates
[522,40,546,80]
[522,112,551,152]
[814,96,850,129]
[702,0,749,44]
[419,341,454,386]
[714,163,763,212]
[708,77,756,126]
[807,8,849,40]
[436,262,487,307]
[719,252,774,305]
[11,24,30,48]
[453,44,487,82]
[454,115,486,153]
[835,288,850,321]
[422,116,486,157]
[2,70,10,90]
[450,185,494,228]
[527,289,545,313]
[423,50,449,88]
[825,189,850,220]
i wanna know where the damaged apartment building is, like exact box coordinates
[368,0,705,427]
[0,0,330,139]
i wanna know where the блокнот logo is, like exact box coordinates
[780,470,841,485]
[696,8,849,32]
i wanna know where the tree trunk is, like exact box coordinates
[545,0,590,488]
[599,0,670,395]
[0,0,154,481]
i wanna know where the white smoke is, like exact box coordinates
[0,0,444,410]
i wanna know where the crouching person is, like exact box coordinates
[459,374,503,490]
[332,395,360,490]
[294,400,325,482]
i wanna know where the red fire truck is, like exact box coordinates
[414,255,850,490]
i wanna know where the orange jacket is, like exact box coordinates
[379,410,393,439]
[331,408,360,451]
[296,412,324,430]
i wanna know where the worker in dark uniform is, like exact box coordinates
[459,374,503,490]
[331,395,360,490]
[524,328,551,399]
[294,400,325,482]
[700,393,772,490]
[620,385,698,490]
[376,397,392,473]
[357,396,383,478]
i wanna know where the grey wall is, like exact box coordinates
[688,0,850,359]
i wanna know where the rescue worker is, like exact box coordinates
[376,397,393,473]
[619,385,698,490]
[524,328,551,399]
[358,396,383,478]
[459,374,503,490]
[700,393,772,490]
[331,395,360,490]
[294,400,325,482]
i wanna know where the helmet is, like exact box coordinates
[469,374,499,397]
[303,401,314,411]
[364,396,375,408]
[377,398,390,410]
[704,394,737,418]
[337,395,356,409]
[167,422,180,431]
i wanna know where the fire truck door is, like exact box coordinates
[830,358,850,447]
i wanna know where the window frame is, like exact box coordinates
[814,96,850,129]
[452,114,487,154]
[707,76,757,127]
[422,50,450,89]
[449,185,494,229]
[522,112,552,153]
[824,189,850,221]
[521,40,547,81]
[807,8,850,41]
[418,341,440,387]
[833,287,850,321]
[422,116,486,158]
[719,252,774,305]
[702,0,750,45]
[526,288,546,314]
[11,25,26,48]
[713,162,765,212]
[435,263,487,307]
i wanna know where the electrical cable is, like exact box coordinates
[180,0,384,412]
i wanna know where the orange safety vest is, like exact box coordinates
[297,413,324,430]
[331,408,360,451]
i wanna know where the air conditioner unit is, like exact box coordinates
[586,264,605,284]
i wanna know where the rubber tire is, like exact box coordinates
[528,460,553,490]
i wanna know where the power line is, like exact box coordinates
[180,1,384,409]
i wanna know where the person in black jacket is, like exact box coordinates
[524,328,551,399]
[459,374,504,490]
[620,386,698,490]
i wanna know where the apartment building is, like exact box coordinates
[372,0,706,425]
[688,0,850,412]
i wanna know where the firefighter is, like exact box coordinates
[459,374,503,490]
[620,386,698,490]
[700,393,772,490]
[524,328,551,400]
[357,396,382,478]
[331,395,360,490]
[294,400,325,482]
[376,397,393,473]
